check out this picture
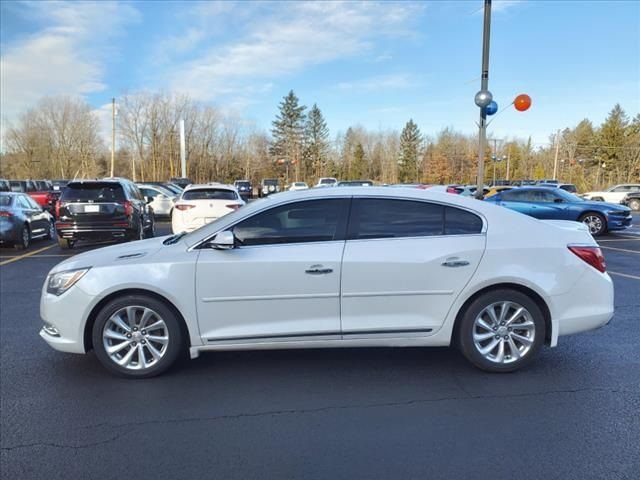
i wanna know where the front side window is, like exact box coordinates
[233,199,348,246]
[17,195,32,209]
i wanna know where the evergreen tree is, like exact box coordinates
[350,143,366,179]
[398,119,422,182]
[303,103,330,179]
[271,90,306,180]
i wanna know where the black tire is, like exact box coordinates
[457,289,545,373]
[129,221,144,242]
[57,237,74,249]
[145,215,155,239]
[92,294,184,378]
[629,199,640,211]
[579,212,607,236]
[45,221,55,240]
[14,224,30,250]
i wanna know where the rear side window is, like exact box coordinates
[61,183,125,202]
[0,196,12,207]
[182,189,238,201]
[348,199,483,239]
[349,199,444,239]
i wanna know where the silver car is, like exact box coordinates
[137,184,177,217]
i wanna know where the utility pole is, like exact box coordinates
[180,119,186,178]
[110,97,116,177]
[474,0,492,199]
[553,129,560,180]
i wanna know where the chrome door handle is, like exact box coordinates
[441,258,470,268]
[305,265,333,275]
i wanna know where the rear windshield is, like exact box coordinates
[0,196,12,207]
[182,189,238,201]
[61,183,125,202]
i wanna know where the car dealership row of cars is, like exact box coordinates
[1,178,638,249]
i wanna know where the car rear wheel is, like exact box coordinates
[458,289,545,372]
[14,224,30,250]
[92,295,184,378]
[45,221,55,240]
[57,237,74,249]
[629,199,640,211]
[579,212,606,236]
[145,215,155,238]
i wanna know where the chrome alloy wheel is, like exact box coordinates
[472,301,536,364]
[102,306,169,370]
[582,215,603,235]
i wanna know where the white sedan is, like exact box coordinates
[171,183,244,234]
[582,184,640,203]
[288,182,309,191]
[40,187,614,378]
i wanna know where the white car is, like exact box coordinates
[40,187,613,378]
[171,184,244,234]
[315,177,337,187]
[137,184,176,217]
[288,182,309,191]
[582,184,640,203]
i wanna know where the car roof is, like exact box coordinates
[184,183,236,191]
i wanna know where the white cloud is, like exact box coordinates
[0,1,139,131]
[162,1,424,105]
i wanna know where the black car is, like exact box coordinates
[55,179,154,249]
[169,177,193,189]
[622,192,640,211]
[0,179,10,192]
[0,192,55,249]
[234,180,253,201]
[336,180,374,187]
[258,179,280,198]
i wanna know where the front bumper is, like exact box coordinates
[607,214,633,230]
[40,281,95,354]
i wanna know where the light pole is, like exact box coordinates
[110,97,116,178]
[474,0,493,199]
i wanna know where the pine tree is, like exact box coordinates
[271,90,306,180]
[398,119,422,182]
[303,103,330,180]
[598,104,629,181]
[350,143,366,179]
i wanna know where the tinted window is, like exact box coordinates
[349,199,444,239]
[233,199,347,246]
[502,190,534,202]
[559,184,577,193]
[444,207,483,234]
[0,195,13,206]
[25,196,41,209]
[61,183,125,202]
[17,195,32,209]
[183,188,238,201]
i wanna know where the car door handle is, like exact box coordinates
[305,265,333,275]
[441,258,470,268]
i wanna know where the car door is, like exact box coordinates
[18,195,47,236]
[340,198,486,337]
[195,198,350,342]
[528,190,569,219]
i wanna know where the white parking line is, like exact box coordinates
[609,271,640,281]
[599,245,640,254]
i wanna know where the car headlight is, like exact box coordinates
[47,268,90,296]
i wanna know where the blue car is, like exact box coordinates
[485,187,632,236]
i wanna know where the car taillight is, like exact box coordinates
[124,200,133,217]
[226,204,241,211]
[568,245,606,273]
[0,210,12,217]
[55,201,62,217]
[175,204,195,211]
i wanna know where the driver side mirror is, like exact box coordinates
[206,231,235,250]
[144,196,153,204]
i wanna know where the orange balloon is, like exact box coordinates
[514,94,531,112]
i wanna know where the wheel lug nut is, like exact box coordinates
[126,334,132,338]
[141,340,146,344]
[493,326,497,331]
[495,335,500,339]
[500,322,505,326]
[132,341,137,346]
[141,330,146,335]
[504,335,509,339]
[133,327,138,331]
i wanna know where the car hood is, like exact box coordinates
[49,235,172,274]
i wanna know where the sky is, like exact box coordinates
[1,0,639,148]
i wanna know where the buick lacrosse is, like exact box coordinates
[40,187,614,378]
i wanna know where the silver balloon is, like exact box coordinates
[474,90,493,108]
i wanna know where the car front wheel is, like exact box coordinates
[92,295,184,378]
[458,289,545,372]
[580,212,606,236]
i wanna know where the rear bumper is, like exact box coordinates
[0,220,19,242]
[56,223,133,240]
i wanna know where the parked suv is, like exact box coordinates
[169,177,193,189]
[234,180,253,201]
[258,179,280,198]
[55,179,154,249]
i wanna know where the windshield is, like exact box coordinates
[555,188,584,202]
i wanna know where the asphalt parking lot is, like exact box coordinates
[1,217,639,480]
